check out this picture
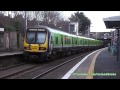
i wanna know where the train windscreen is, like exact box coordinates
[26,28,47,44]
[36,32,46,43]
[26,32,36,44]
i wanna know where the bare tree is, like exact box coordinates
[0,11,6,15]
[39,11,63,27]
[33,11,44,25]
[69,14,80,22]
[0,11,65,29]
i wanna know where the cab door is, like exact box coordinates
[49,35,53,54]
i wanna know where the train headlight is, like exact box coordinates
[39,47,46,50]
[24,46,31,50]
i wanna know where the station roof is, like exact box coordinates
[103,16,120,29]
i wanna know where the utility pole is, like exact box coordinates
[25,11,27,32]
[37,14,39,26]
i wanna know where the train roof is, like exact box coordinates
[77,35,96,40]
[28,25,77,37]
[27,25,101,41]
[47,27,77,37]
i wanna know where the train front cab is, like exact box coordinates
[23,28,49,61]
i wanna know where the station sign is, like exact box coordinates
[0,28,4,32]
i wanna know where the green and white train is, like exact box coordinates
[23,25,103,61]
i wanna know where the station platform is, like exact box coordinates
[62,47,120,79]
[0,51,23,57]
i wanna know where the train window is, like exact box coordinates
[69,39,70,44]
[67,39,69,44]
[85,40,87,45]
[84,40,86,45]
[72,38,74,44]
[68,38,69,44]
[55,37,58,44]
[76,39,77,44]
[66,39,67,44]
[61,38,62,44]
[72,37,74,44]
[26,32,36,43]
[65,38,66,44]
[83,40,84,45]
[81,40,83,45]
[36,32,46,43]
[85,40,86,45]
[65,36,67,44]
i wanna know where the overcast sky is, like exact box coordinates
[63,11,120,32]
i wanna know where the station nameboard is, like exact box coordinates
[0,28,4,32]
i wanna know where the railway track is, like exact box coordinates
[32,52,88,79]
[0,63,27,71]
[0,60,62,79]
[0,51,93,79]
[0,63,40,79]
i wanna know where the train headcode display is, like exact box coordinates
[28,29,46,31]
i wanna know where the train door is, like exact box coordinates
[49,35,53,54]
[72,37,73,47]
[60,35,63,50]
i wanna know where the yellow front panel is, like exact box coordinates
[23,33,48,52]
[30,44,39,52]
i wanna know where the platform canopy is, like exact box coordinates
[103,16,120,29]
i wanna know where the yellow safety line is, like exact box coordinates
[86,48,105,79]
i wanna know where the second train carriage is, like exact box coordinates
[23,25,103,61]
